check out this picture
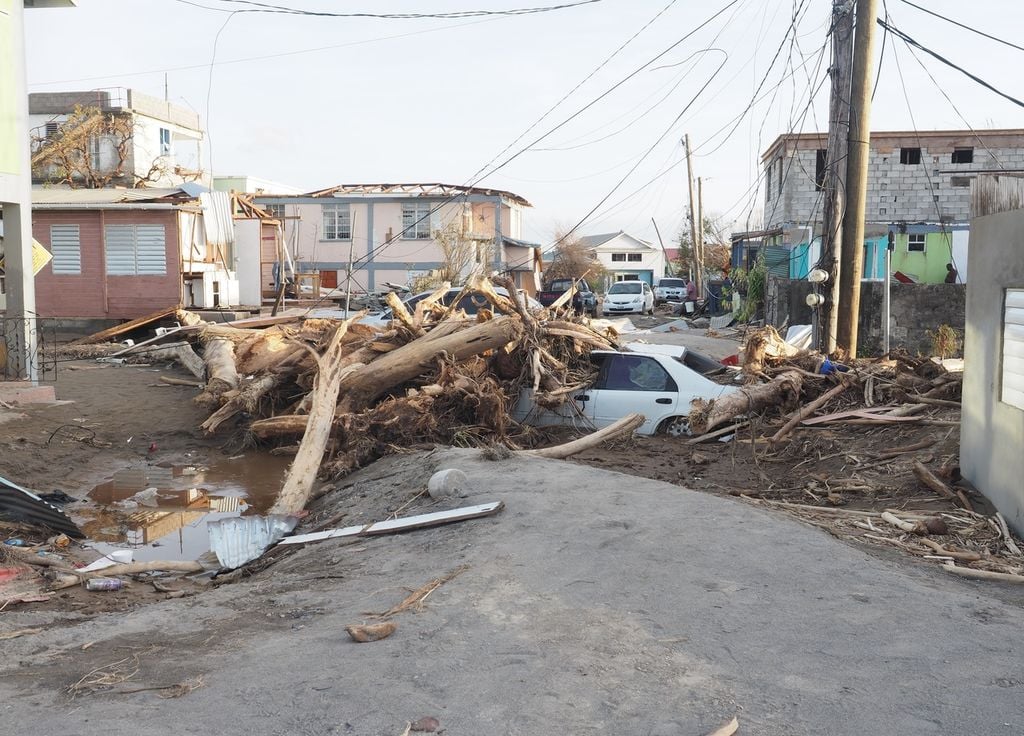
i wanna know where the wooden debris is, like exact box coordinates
[942,564,1024,584]
[368,565,469,619]
[770,380,851,444]
[704,716,739,736]
[160,376,204,388]
[911,460,965,508]
[522,413,644,459]
[69,305,180,345]
[0,627,43,641]
[690,371,802,435]
[345,621,397,643]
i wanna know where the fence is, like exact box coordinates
[1,317,57,381]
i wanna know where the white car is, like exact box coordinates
[364,287,541,326]
[602,281,655,316]
[654,277,686,305]
[514,349,735,436]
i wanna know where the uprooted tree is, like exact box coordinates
[30,105,201,189]
[543,231,607,287]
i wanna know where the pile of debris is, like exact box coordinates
[678,326,1024,582]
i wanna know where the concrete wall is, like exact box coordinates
[763,131,1024,231]
[33,209,181,319]
[766,277,966,356]
[961,177,1024,535]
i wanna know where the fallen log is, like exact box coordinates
[142,342,205,379]
[201,373,280,433]
[251,414,310,439]
[689,371,803,436]
[50,560,205,589]
[270,317,363,516]
[521,413,645,459]
[942,564,1024,584]
[912,460,962,506]
[337,315,523,414]
[194,336,239,407]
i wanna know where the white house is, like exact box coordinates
[579,231,666,289]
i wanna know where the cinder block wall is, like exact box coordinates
[766,278,966,357]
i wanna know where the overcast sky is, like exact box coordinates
[24,0,1024,246]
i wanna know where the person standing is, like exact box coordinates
[685,278,698,302]
[944,263,959,283]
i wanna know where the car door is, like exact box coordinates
[585,354,678,434]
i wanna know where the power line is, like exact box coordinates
[878,18,1024,109]
[895,0,1024,54]
[177,0,603,18]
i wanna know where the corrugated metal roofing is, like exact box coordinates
[299,183,532,207]
[200,191,235,249]
[31,187,191,205]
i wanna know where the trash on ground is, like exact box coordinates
[345,621,397,643]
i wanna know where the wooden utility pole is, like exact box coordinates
[697,176,705,296]
[836,0,880,356]
[818,0,854,354]
[684,134,703,297]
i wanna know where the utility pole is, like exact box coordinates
[697,176,705,298]
[684,134,703,298]
[817,0,854,354]
[836,0,880,356]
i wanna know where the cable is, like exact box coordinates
[878,19,1024,109]
[204,11,236,185]
[178,0,603,18]
[895,0,1024,54]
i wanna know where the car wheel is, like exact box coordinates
[661,416,691,437]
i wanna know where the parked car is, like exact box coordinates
[537,278,598,316]
[364,286,541,326]
[514,349,735,436]
[654,277,686,305]
[601,280,654,316]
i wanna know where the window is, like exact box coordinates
[1002,289,1024,410]
[597,355,677,393]
[907,233,926,253]
[610,253,627,262]
[627,253,642,262]
[44,121,59,139]
[265,203,286,220]
[322,203,351,240]
[765,162,772,200]
[104,224,166,275]
[951,176,971,188]
[777,156,783,195]
[49,224,81,275]
[815,149,827,191]
[159,128,171,156]
[401,202,432,239]
[951,147,974,164]
[900,147,921,165]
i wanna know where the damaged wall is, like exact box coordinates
[766,277,966,356]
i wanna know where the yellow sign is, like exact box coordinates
[0,239,54,276]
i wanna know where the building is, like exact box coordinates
[253,183,541,297]
[961,175,1024,536]
[28,88,205,189]
[30,186,239,322]
[579,231,666,289]
[213,175,302,196]
[757,129,1024,283]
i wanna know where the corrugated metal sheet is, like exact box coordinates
[0,473,83,539]
[1002,289,1024,410]
[32,187,187,205]
[50,224,81,274]
[200,191,235,249]
[104,224,167,275]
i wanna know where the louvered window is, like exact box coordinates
[1002,289,1024,411]
[104,224,166,275]
[50,224,81,274]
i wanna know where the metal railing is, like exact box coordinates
[1,317,57,382]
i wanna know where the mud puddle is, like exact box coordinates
[76,454,290,562]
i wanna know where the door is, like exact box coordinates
[586,354,677,434]
[320,270,338,289]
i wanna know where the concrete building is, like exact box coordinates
[31,187,240,322]
[28,88,204,188]
[961,175,1024,536]
[758,129,1024,283]
[1,1,77,381]
[254,183,540,297]
[579,231,665,289]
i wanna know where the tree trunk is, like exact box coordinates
[336,315,523,414]
[250,414,310,439]
[270,318,362,516]
[689,371,803,435]
[201,373,280,433]
[195,337,240,407]
[522,413,644,459]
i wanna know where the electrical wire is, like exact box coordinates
[177,0,604,18]
[878,18,1024,109]
[895,0,1024,54]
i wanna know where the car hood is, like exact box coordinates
[606,295,642,302]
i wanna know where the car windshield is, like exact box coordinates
[659,279,685,288]
[548,280,574,291]
[608,282,642,295]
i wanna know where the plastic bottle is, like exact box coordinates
[84,578,124,592]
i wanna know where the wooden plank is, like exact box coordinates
[801,406,899,425]
[278,501,505,546]
[110,328,186,356]
[70,305,180,345]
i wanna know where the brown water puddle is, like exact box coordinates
[77,454,290,562]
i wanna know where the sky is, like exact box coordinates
[23,0,1024,247]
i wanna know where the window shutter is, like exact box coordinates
[105,224,137,275]
[135,224,167,274]
[1002,289,1024,410]
[50,224,81,274]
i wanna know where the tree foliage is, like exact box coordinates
[674,215,731,277]
[543,232,606,288]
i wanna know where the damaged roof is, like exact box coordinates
[299,183,532,207]
[31,186,202,206]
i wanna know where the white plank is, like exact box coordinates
[278,501,504,546]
